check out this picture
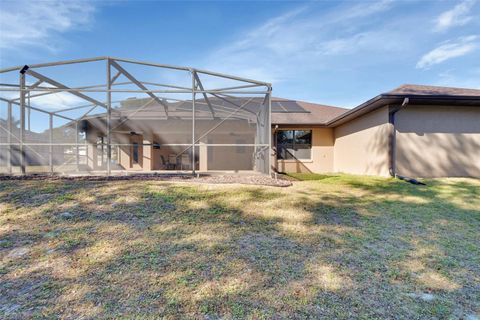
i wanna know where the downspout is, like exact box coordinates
[273,124,279,176]
[388,97,409,177]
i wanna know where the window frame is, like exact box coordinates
[276,129,313,161]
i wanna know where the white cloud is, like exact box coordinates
[416,35,479,69]
[434,0,476,32]
[201,0,396,84]
[0,0,95,52]
[30,92,87,111]
[1,89,86,111]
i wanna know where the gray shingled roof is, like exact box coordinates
[80,84,480,126]
[387,84,480,97]
[325,84,480,127]
[272,84,480,127]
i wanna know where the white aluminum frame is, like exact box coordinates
[0,57,272,176]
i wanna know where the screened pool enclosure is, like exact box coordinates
[0,57,271,175]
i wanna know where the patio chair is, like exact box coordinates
[159,155,168,170]
[181,153,190,170]
[168,154,177,170]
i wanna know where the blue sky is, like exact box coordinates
[1,0,479,108]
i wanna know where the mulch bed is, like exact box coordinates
[0,173,292,187]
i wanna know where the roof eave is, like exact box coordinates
[325,94,480,127]
[271,122,330,127]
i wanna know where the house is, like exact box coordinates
[272,84,480,178]
[78,96,270,173]
[79,84,480,178]
[1,56,478,178]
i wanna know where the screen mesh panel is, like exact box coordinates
[0,58,271,175]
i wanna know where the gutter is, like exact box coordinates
[388,97,409,177]
[326,94,480,127]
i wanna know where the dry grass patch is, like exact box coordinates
[0,175,479,319]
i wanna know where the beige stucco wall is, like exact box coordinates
[83,104,479,177]
[273,127,334,173]
[85,118,261,172]
[203,132,256,171]
[333,106,390,176]
[118,134,145,170]
[395,105,480,178]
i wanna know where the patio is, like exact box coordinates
[0,57,272,176]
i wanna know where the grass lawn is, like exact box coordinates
[1,174,479,319]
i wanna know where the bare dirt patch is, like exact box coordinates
[0,173,292,187]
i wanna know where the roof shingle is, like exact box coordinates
[387,84,480,97]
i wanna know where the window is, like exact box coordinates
[132,143,139,163]
[277,130,312,160]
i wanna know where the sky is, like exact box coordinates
[0,0,480,109]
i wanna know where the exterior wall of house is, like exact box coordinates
[333,106,390,176]
[82,103,480,177]
[85,127,101,170]
[395,105,480,178]
[205,134,256,171]
[85,118,261,172]
[273,127,334,173]
[119,134,145,170]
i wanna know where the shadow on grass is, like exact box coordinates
[0,176,479,318]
